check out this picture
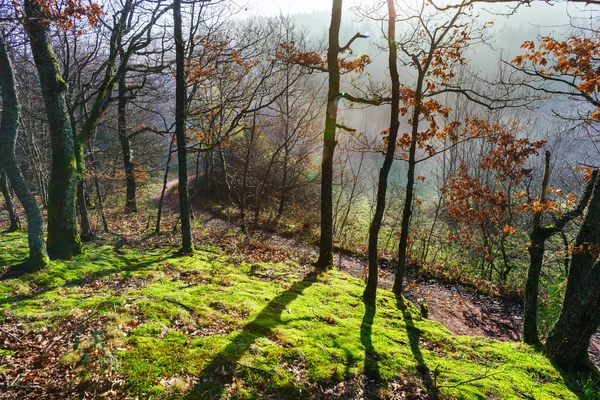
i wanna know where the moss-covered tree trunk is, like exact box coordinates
[118,72,137,213]
[0,35,49,269]
[0,169,21,232]
[546,172,600,378]
[173,0,194,254]
[24,0,82,260]
[364,0,399,302]
[316,0,342,271]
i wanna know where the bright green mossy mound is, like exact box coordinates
[0,231,579,399]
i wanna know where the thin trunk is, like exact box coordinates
[316,0,342,271]
[156,135,175,234]
[1,169,21,232]
[523,150,550,345]
[77,179,95,241]
[240,113,257,233]
[275,146,289,223]
[393,84,422,295]
[118,72,138,213]
[422,196,441,262]
[0,35,49,269]
[524,230,545,344]
[24,0,82,260]
[174,0,194,254]
[364,0,399,302]
[87,142,108,233]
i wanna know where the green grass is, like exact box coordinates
[0,230,582,399]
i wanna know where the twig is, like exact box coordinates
[235,361,274,376]
[437,366,502,389]
[0,327,24,344]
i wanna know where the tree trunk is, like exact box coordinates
[0,35,49,269]
[77,179,95,241]
[546,172,600,378]
[524,229,545,344]
[523,150,550,345]
[240,114,256,233]
[275,146,289,223]
[173,0,194,254]
[316,0,342,271]
[393,90,422,295]
[24,0,82,260]
[87,142,109,233]
[1,170,21,232]
[364,0,399,302]
[156,135,175,234]
[118,72,137,213]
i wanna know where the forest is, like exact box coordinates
[1,0,600,398]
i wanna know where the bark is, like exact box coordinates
[316,0,342,271]
[364,0,399,302]
[392,77,423,295]
[524,229,545,344]
[23,0,82,260]
[0,35,49,269]
[174,0,194,254]
[546,172,600,378]
[118,72,137,213]
[523,150,551,345]
[1,170,21,232]
[523,152,596,345]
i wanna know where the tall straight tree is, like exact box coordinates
[0,34,49,269]
[364,0,400,301]
[173,0,194,254]
[316,0,343,270]
[315,0,374,269]
[22,0,85,259]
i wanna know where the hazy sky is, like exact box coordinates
[243,0,337,16]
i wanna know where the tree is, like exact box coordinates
[443,122,546,282]
[364,0,401,301]
[288,0,372,270]
[523,152,597,344]
[0,32,49,269]
[20,0,100,259]
[509,28,600,375]
[173,0,194,254]
[390,4,492,294]
[545,170,600,378]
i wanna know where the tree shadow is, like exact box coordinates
[184,271,319,399]
[361,297,380,399]
[0,248,170,309]
[395,294,438,399]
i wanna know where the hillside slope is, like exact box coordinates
[0,231,581,399]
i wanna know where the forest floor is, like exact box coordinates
[0,187,596,399]
[160,183,600,368]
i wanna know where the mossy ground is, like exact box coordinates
[0,230,582,399]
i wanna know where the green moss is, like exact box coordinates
[0,231,582,399]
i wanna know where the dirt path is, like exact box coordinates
[161,187,600,367]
